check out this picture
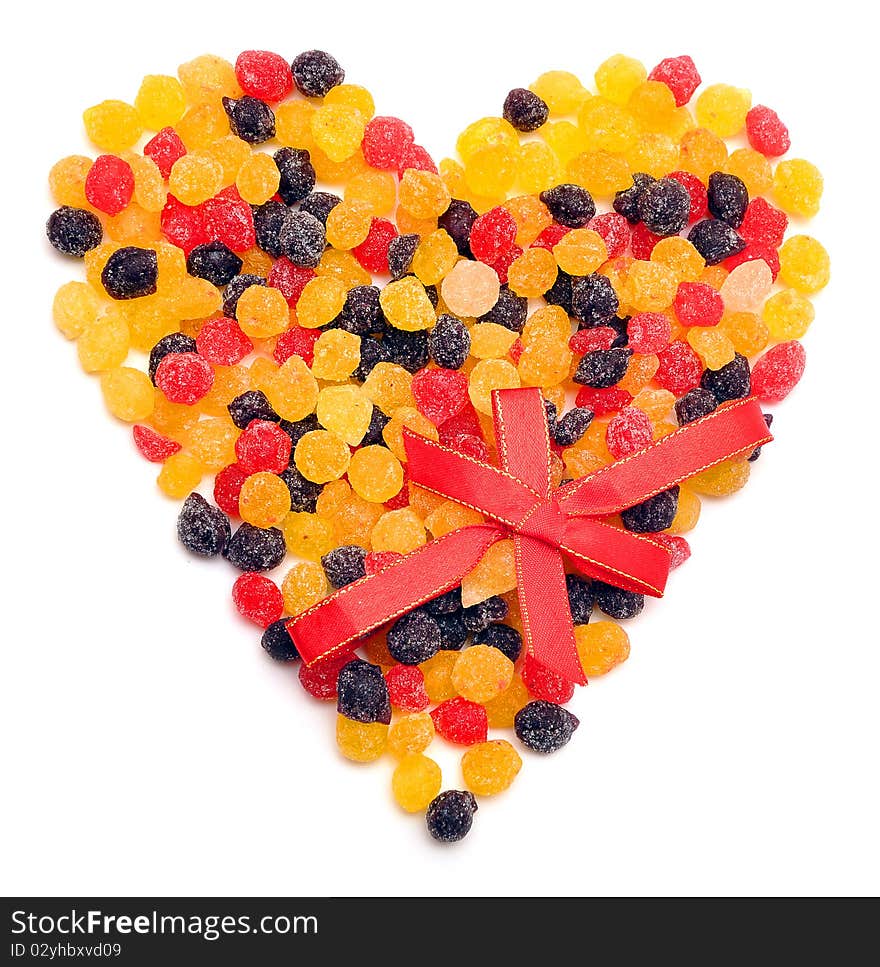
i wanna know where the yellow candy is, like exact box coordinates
[773,159,823,217]
[595,54,647,106]
[281,512,337,561]
[336,715,387,763]
[379,276,435,332]
[316,384,373,446]
[344,169,397,216]
[235,152,281,205]
[530,71,588,115]
[134,75,186,129]
[296,277,348,329]
[398,169,451,219]
[695,84,751,138]
[83,100,143,152]
[361,363,415,415]
[178,54,241,105]
[392,754,442,812]
[575,622,630,677]
[411,230,459,286]
[778,235,830,294]
[281,562,327,616]
[311,104,366,163]
[687,326,736,370]
[461,539,517,607]
[566,150,633,198]
[239,472,291,528]
[371,508,426,555]
[157,452,204,499]
[451,645,514,704]
[762,290,815,340]
[388,714,435,756]
[49,155,92,208]
[235,285,290,339]
[325,200,373,250]
[265,355,318,422]
[53,281,103,340]
[469,322,519,359]
[515,140,561,195]
[468,359,520,414]
[552,228,608,276]
[689,460,751,497]
[507,247,559,298]
[77,311,130,373]
[100,367,155,422]
[294,430,351,484]
[311,329,361,381]
[461,740,522,796]
[168,152,224,206]
[667,485,701,534]
[348,446,405,503]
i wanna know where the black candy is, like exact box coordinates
[223,96,275,143]
[707,172,749,228]
[176,493,231,557]
[473,623,522,662]
[675,387,718,425]
[435,612,469,651]
[383,328,429,373]
[636,177,691,236]
[479,285,528,332]
[540,183,596,228]
[298,191,341,225]
[571,273,619,324]
[228,390,280,430]
[621,487,680,533]
[223,274,266,317]
[278,465,322,513]
[553,407,594,447]
[223,524,286,572]
[321,545,367,588]
[291,50,344,98]
[338,286,384,336]
[503,88,549,132]
[613,173,655,223]
[387,233,420,279]
[274,147,316,205]
[701,353,751,402]
[279,210,326,267]
[187,242,243,286]
[252,201,289,259]
[101,246,158,300]
[336,659,391,724]
[566,575,594,625]
[261,619,300,662]
[429,315,470,370]
[514,701,580,753]
[574,348,632,388]
[46,206,103,257]
[462,596,508,633]
[437,199,478,257]
[687,218,746,265]
[387,610,441,665]
[593,582,645,620]
[425,791,477,843]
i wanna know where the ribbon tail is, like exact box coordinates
[288,524,505,666]
[560,518,670,597]
[515,535,586,686]
[557,397,773,517]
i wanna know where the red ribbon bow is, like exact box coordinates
[288,389,772,685]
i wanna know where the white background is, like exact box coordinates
[1,0,877,898]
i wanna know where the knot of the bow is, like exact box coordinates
[512,494,571,548]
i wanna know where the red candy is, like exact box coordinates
[649,532,691,570]
[298,651,355,700]
[630,221,662,259]
[362,116,414,171]
[195,317,254,365]
[267,257,315,307]
[234,50,293,102]
[486,243,522,285]
[470,207,517,264]
[521,654,575,704]
[450,433,489,462]
[132,424,181,462]
[352,217,397,274]
[746,105,791,158]
[273,325,321,366]
[750,341,806,402]
[202,187,256,252]
[508,337,524,363]
[673,282,724,327]
[605,406,654,459]
[235,419,291,474]
[154,352,214,405]
[627,313,672,354]
[397,143,438,177]
[232,572,283,628]
[438,405,484,445]
[654,341,703,395]
[143,127,187,180]
[385,665,429,712]
[531,223,571,252]
[160,196,209,254]
[648,55,701,106]
[213,463,248,517]
[430,697,488,746]
[588,213,630,259]
[739,198,788,249]
[667,170,709,222]
[411,367,469,425]
[570,327,617,354]
[84,155,134,215]
[574,385,632,416]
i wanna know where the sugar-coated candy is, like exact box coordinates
[393,754,442,812]
[177,492,231,557]
[431,697,488,745]
[291,50,344,98]
[575,347,632,388]
[522,654,575,704]
[461,595,509,633]
[575,621,630,676]
[707,172,749,228]
[223,522,286,572]
[750,340,806,402]
[514,701,579,753]
[621,487,679,533]
[675,387,717,425]
[701,352,751,402]
[47,207,103,258]
[232,572,283,627]
[261,618,300,661]
[636,177,691,236]
[336,659,392,724]
[388,610,441,665]
[687,218,745,265]
[321,545,367,589]
[336,715,387,762]
[472,623,522,662]
[102,246,158,300]
[451,645,514,704]
[594,582,645,619]
[425,790,477,843]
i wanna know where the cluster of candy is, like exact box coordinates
[48,50,827,842]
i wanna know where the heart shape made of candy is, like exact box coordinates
[47,48,828,844]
